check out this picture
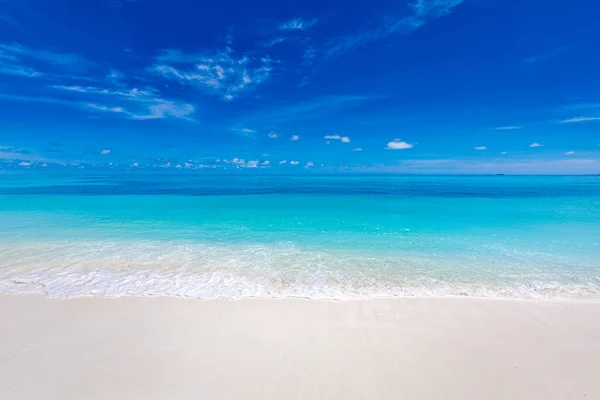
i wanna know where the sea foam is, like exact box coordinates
[0,239,598,300]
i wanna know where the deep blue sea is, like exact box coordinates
[1,172,599,299]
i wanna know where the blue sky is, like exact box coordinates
[1,0,600,173]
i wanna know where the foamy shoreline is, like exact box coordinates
[1,294,599,399]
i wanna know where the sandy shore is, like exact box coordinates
[1,295,599,399]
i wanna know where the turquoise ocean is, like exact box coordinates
[0,172,599,300]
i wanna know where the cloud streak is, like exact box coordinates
[524,45,573,64]
[494,126,523,131]
[0,43,92,73]
[325,0,464,58]
[560,116,600,123]
[258,95,383,123]
[49,83,196,121]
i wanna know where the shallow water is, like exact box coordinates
[1,172,599,299]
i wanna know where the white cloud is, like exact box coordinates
[530,142,544,148]
[262,160,271,165]
[500,151,507,155]
[279,18,317,31]
[353,148,363,151]
[324,135,350,143]
[290,135,300,141]
[564,151,575,155]
[560,116,600,123]
[279,160,287,165]
[100,149,111,155]
[268,132,279,139]
[290,161,300,165]
[132,162,139,167]
[304,161,314,168]
[152,48,275,100]
[261,153,269,157]
[386,139,414,150]
[474,146,487,151]
[494,126,523,131]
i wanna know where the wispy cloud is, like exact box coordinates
[86,104,126,114]
[100,149,111,155]
[560,116,600,123]
[230,127,256,137]
[0,10,27,33]
[264,36,286,47]
[494,126,523,131]
[564,151,575,155]
[561,102,600,111]
[474,146,487,151]
[524,45,573,64]
[326,0,464,58]
[151,47,276,101]
[52,85,157,98]
[259,95,383,123]
[386,139,414,150]
[279,18,317,31]
[0,145,62,164]
[2,79,195,122]
[0,64,41,77]
[129,101,195,121]
[303,46,317,67]
[290,135,300,141]
[530,142,544,147]
[290,160,300,165]
[353,148,363,152]
[0,43,92,72]
[279,160,287,165]
[49,83,196,121]
[268,132,279,139]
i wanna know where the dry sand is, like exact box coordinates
[1,294,599,399]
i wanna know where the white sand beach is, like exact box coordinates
[1,294,599,399]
